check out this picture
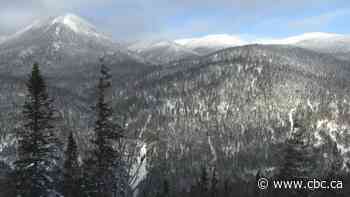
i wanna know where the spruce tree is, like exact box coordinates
[162,179,169,197]
[328,142,343,178]
[14,63,62,197]
[322,143,343,197]
[198,166,209,197]
[210,168,218,197]
[278,107,314,197]
[88,59,127,197]
[279,125,311,179]
[63,132,81,197]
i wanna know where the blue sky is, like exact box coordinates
[1,0,350,40]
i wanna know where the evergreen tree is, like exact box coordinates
[210,168,218,197]
[279,125,312,179]
[198,166,209,197]
[321,143,343,197]
[328,142,343,178]
[14,63,62,197]
[0,161,15,197]
[63,132,81,197]
[88,59,127,197]
[278,107,314,197]
[162,179,169,197]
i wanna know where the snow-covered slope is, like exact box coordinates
[127,40,199,64]
[255,32,350,60]
[294,33,350,60]
[4,13,111,43]
[174,32,350,58]
[175,34,247,54]
[50,13,110,40]
[0,13,150,75]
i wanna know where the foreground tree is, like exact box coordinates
[14,63,62,197]
[86,59,128,197]
[63,132,81,197]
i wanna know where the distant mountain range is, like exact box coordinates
[128,32,350,62]
[1,14,350,64]
[174,34,247,54]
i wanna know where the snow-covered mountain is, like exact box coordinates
[127,40,200,64]
[294,33,350,60]
[0,13,150,76]
[3,14,111,44]
[258,32,350,60]
[297,34,350,52]
[175,34,247,54]
[257,32,341,45]
[173,32,350,60]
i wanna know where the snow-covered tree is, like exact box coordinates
[14,63,62,197]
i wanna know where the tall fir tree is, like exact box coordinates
[14,63,62,197]
[87,59,127,197]
[63,132,81,197]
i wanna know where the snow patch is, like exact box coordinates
[175,34,247,50]
[52,42,61,51]
[289,107,297,132]
[131,143,148,196]
[50,13,110,40]
[19,47,35,58]
[208,135,218,164]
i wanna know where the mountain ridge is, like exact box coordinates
[127,39,200,64]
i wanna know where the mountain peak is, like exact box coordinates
[51,13,98,35]
[5,13,110,42]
